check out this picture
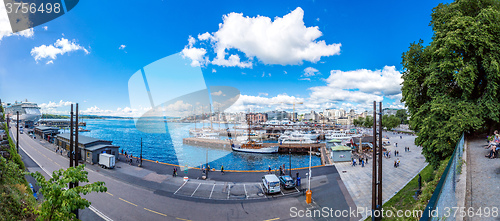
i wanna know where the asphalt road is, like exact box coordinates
[12,126,354,221]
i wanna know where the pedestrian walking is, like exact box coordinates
[279,165,283,175]
[221,165,224,175]
[397,158,400,167]
[121,149,124,155]
[268,165,271,174]
[394,150,396,156]
[353,158,357,167]
[173,167,176,177]
[394,160,397,168]
[366,157,368,164]
[395,143,398,147]
[361,159,364,167]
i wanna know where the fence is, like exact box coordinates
[420,133,464,220]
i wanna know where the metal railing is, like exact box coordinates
[420,133,464,220]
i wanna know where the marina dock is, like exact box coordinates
[183,137,326,155]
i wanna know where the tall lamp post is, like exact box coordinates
[16,111,19,153]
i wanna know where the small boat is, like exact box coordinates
[231,141,279,154]
[78,127,90,132]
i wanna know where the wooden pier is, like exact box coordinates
[183,137,325,154]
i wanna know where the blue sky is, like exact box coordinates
[0,0,452,117]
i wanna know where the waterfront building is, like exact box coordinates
[382,108,399,116]
[246,113,268,124]
[34,126,60,142]
[55,133,119,164]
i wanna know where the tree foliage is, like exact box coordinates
[382,115,401,130]
[395,109,409,124]
[401,0,500,167]
[31,165,107,221]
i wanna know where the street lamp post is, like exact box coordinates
[139,138,143,167]
[16,111,19,153]
[289,149,292,176]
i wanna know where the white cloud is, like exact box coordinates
[39,100,73,109]
[224,66,404,114]
[258,92,268,96]
[46,60,53,64]
[181,46,207,67]
[303,67,319,77]
[183,7,341,68]
[43,26,48,31]
[225,94,305,113]
[198,32,212,41]
[119,45,126,50]
[0,2,34,41]
[299,78,311,81]
[212,68,216,73]
[30,38,90,63]
[211,90,224,96]
[307,66,402,107]
[187,36,196,47]
[284,71,287,75]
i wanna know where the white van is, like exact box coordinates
[262,174,281,194]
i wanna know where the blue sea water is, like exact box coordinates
[79,119,321,171]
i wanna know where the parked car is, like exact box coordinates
[262,174,281,194]
[279,175,296,189]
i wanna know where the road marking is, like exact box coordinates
[259,183,267,198]
[264,218,280,221]
[227,184,231,199]
[144,208,167,217]
[16,142,113,221]
[106,192,114,197]
[209,184,215,199]
[89,205,114,221]
[191,183,201,197]
[280,190,284,195]
[243,184,248,199]
[176,218,191,221]
[119,198,138,207]
[174,181,188,195]
[294,187,300,192]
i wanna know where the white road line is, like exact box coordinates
[174,182,188,195]
[243,184,248,199]
[209,184,215,199]
[18,143,114,221]
[259,183,267,198]
[191,183,201,197]
[227,184,231,199]
[294,187,300,193]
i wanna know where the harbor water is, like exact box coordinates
[79,119,321,171]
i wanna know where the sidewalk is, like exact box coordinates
[466,138,500,221]
[334,132,428,214]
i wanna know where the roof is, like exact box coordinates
[35,126,59,131]
[84,144,119,152]
[56,133,109,145]
[331,145,352,151]
[327,139,342,143]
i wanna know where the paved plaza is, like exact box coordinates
[334,131,428,214]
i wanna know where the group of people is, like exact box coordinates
[383,151,391,158]
[485,130,500,159]
[351,157,368,167]
[121,149,139,165]
[404,147,410,152]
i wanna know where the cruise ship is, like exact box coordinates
[4,101,42,122]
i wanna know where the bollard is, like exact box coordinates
[306,190,312,204]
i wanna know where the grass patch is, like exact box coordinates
[365,158,448,220]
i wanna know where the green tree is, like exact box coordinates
[401,0,499,167]
[31,165,107,221]
[353,117,364,127]
[395,109,408,124]
[382,115,400,130]
[363,115,374,128]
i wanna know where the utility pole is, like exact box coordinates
[73,103,79,219]
[377,102,383,211]
[69,104,74,169]
[16,111,19,153]
[289,149,292,176]
[372,101,378,220]
[139,138,143,167]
